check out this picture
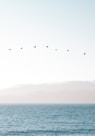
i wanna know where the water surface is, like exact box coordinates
[0,104,95,136]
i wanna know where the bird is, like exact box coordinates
[83,52,86,55]
[67,49,69,52]
[20,47,23,50]
[34,46,36,48]
[46,46,48,48]
[9,48,12,51]
[55,49,58,51]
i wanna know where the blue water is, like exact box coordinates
[0,104,95,136]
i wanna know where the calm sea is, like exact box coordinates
[0,104,95,136]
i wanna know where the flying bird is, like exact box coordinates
[34,46,36,48]
[9,49,12,51]
[46,46,48,48]
[67,49,69,52]
[20,47,23,49]
[83,52,86,55]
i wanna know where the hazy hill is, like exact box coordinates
[0,81,95,103]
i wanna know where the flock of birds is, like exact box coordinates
[8,45,87,56]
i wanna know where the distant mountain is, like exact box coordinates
[0,81,95,104]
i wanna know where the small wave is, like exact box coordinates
[1,128,95,135]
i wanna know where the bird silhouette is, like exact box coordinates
[9,49,12,51]
[67,49,69,52]
[34,46,36,48]
[55,49,58,51]
[83,52,86,55]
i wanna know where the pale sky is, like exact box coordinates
[0,0,95,89]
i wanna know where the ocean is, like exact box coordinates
[0,104,95,136]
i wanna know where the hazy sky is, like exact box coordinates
[0,0,95,89]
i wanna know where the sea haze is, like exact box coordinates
[0,81,95,103]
